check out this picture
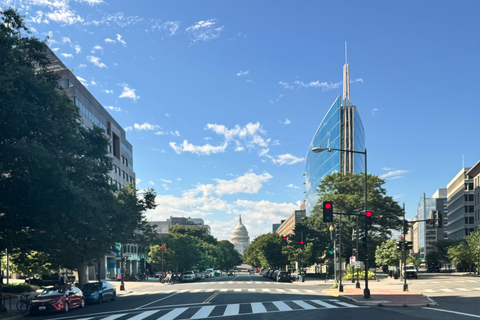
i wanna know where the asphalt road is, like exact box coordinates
[23,274,480,320]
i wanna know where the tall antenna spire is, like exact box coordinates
[342,42,350,106]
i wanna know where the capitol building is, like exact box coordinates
[231,215,250,255]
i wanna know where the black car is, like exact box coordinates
[276,271,291,282]
[427,265,441,273]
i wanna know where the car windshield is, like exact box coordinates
[184,271,194,275]
[39,288,65,296]
[82,283,102,291]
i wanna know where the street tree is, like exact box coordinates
[243,233,288,269]
[375,239,400,267]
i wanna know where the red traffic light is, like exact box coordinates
[366,211,372,217]
[283,237,287,241]
[325,203,332,209]
[300,241,304,245]
[161,246,165,250]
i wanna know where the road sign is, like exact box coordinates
[354,261,364,269]
[115,243,121,250]
[350,256,356,264]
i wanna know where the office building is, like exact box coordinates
[415,189,447,260]
[304,49,365,215]
[447,168,475,239]
[466,161,480,232]
[147,217,211,236]
[276,203,307,237]
[45,47,136,280]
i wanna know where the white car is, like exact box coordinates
[182,271,195,282]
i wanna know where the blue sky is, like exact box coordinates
[2,0,479,241]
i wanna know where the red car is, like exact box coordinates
[29,285,85,314]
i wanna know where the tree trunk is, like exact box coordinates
[77,263,88,286]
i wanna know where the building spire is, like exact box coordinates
[342,41,350,106]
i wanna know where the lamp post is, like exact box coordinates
[312,146,369,298]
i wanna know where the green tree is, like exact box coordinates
[448,241,475,272]
[243,233,288,269]
[0,9,157,285]
[375,239,400,267]
[215,241,242,271]
[9,251,55,283]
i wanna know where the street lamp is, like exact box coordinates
[311,146,370,298]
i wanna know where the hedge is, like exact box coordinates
[2,283,33,293]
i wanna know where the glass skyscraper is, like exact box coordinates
[304,53,365,215]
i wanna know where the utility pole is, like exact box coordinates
[403,203,408,291]
[339,215,343,292]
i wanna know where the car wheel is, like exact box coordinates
[81,298,85,308]
[111,291,116,301]
[64,302,70,313]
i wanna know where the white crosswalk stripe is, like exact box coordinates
[424,289,435,293]
[456,288,469,291]
[251,302,267,313]
[440,289,453,292]
[293,300,315,310]
[191,306,215,319]
[157,307,188,320]
[223,304,240,316]
[129,310,158,320]
[272,301,292,311]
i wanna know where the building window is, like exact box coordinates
[112,133,120,159]
[469,217,474,224]
[469,205,474,213]
[465,217,468,224]
[469,194,474,201]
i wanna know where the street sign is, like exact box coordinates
[115,243,121,250]
[354,261,363,269]
[350,256,356,264]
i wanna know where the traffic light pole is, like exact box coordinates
[120,244,125,291]
[355,217,360,288]
[339,214,343,292]
[403,204,408,292]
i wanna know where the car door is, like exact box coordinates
[103,283,112,300]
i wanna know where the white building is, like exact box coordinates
[231,215,250,255]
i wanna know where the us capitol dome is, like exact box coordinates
[231,215,250,255]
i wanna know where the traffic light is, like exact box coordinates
[352,248,357,256]
[300,240,304,247]
[396,240,403,251]
[323,201,333,222]
[282,236,287,246]
[403,220,409,236]
[405,241,413,250]
[365,211,372,230]
[432,211,443,228]
[335,225,340,238]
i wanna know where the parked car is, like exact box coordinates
[205,271,212,278]
[403,265,418,279]
[155,271,164,279]
[264,269,273,278]
[276,271,291,283]
[214,270,222,277]
[427,265,441,273]
[29,285,85,314]
[81,281,116,304]
[270,270,279,279]
[227,270,235,276]
[182,271,196,282]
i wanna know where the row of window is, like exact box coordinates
[108,177,134,190]
[113,164,134,183]
[122,245,146,254]
[464,205,474,213]
[465,182,474,191]
[464,194,474,202]
[74,98,107,132]
[465,228,475,236]
[121,142,133,159]
[465,216,474,225]
[476,209,480,223]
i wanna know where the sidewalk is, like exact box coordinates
[297,274,437,307]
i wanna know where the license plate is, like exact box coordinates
[39,306,46,310]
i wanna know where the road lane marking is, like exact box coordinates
[456,288,469,291]
[289,289,300,293]
[473,288,480,290]
[158,307,189,320]
[440,289,453,292]
[128,310,158,320]
[220,289,228,292]
[234,289,242,292]
[135,292,178,309]
[223,304,240,316]
[335,301,359,308]
[276,289,286,293]
[248,289,256,292]
[203,291,219,303]
[305,289,316,293]
[190,289,202,293]
[293,300,315,310]
[191,306,215,319]
[272,301,292,311]
[424,289,435,293]
[251,302,267,313]
[262,289,271,292]
[99,315,126,320]
[311,300,339,308]
[204,289,215,292]
[423,307,480,318]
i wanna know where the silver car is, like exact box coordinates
[182,271,195,282]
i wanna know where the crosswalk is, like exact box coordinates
[75,299,358,320]
[422,287,480,293]
[120,287,322,297]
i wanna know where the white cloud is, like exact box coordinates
[74,45,81,53]
[380,169,409,180]
[116,34,126,45]
[60,53,73,58]
[127,122,159,131]
[76,76,88,87]
[30,27,38,33]
[160,179,172,183]
[149,181,155,186]
[287,184,300,189]
[271,154,304,166]
[236,70,249,77]
[103,89,113,94]
[144,171,296,240]
[371,108,380,116]
[105,38,116,43]
[92,45,103,53]
[78,64,86,68]
[91,80,96,86]
[283,119,291,125]
[279,81,293,89]
[119,83,139,100]
[62,37,71,43]
[185,19,223,44]
[87,55,106,68]
[105,106,121,112]
[170,140,228,155]
[205,122,269,148]
[294,80,342,90]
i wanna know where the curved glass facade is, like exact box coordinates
[304,96,365,215]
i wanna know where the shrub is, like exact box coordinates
[2,283,33,293]
[341,270,375,280]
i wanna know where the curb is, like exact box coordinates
[322,289,438,307]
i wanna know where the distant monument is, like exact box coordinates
[231,215,250,255]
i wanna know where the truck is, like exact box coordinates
[403,264,418,279]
